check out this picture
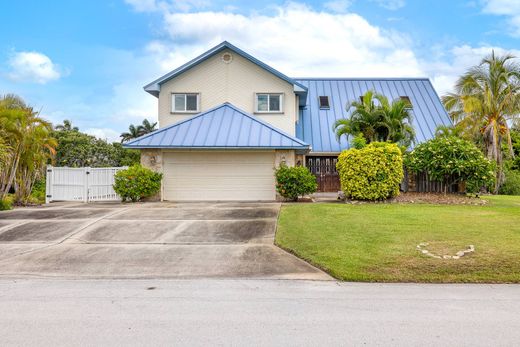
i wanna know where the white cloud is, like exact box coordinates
[426,45,520,95]
[370,0,405,10]
[84,128,121,143]
[153,2,422,78]
[7,51,64,84]
[324,0,353,13]
[482,0,520,36]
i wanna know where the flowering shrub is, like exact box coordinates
[275,164,317,201]
[113,165,162,202]
[404,136,495,193]
[336,142,404,200]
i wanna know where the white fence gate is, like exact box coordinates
[45,165,127,203]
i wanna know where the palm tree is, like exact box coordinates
[334,90,415,148]
[377,95,415,148]
[442,51,520,190]
[334,90,384,144]
[120,124,142,143]
[140,119,157,135]
[120,119,157,142]
[55,119,78,131]
[0,94,56,201]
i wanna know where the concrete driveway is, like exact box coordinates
[0,202,330,280]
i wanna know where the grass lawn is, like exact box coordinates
[276,195,520,283]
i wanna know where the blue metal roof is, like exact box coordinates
[144,41,308,104]
[294,78,452,153]
[124,103,310,150]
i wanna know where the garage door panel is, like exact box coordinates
[163,151,276,201]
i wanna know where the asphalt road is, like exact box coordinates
[1,279,519,346]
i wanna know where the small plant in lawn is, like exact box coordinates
[275,164,317,201]
[404,136,496,194]
[336,142,403,200]
[113,165,162,202]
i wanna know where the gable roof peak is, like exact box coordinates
[143,41,307,98]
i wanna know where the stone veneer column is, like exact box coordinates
[140,149,163,201]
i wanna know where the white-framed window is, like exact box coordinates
[255,93,283,113]
[172,93,199,113]
[319,96,330,109]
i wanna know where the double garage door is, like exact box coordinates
[163,151,276,201]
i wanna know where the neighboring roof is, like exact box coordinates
[124,103,310,150]
[294,78,452,153]
[144,41,308,104]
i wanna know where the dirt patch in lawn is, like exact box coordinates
[393,192,487,205]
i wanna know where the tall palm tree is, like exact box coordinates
[334,90,415,148]
[55,119,78,131]
[442,51,520,190]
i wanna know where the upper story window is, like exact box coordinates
[319,96,330,109]
[255,93,283,113]
[172,93,199,113]
[400,96,413,108]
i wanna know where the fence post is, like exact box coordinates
[83,167,89,203]
[45,165,52,204]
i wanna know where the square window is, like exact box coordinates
[400,96,413,108]
[172,93,199,113]
[319,96,330,109]
[256,93,282,112]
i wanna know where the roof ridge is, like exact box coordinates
[293,77,431,81]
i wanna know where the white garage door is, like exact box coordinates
[163,151,276,201]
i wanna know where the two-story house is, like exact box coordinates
[125,41,451,201]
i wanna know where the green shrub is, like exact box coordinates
[30,179,46,204]
[275,163,317,201]
[337,142,403,200]
[113,165,162,202]
[0,195,13,211]
[499,169,520,195]
[404,136,496,194]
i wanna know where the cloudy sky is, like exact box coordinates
[0,0,519,141]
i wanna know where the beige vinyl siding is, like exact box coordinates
[162,151,276,201]
[158,49,297,135]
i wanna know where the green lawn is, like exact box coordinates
[275,195,520,283]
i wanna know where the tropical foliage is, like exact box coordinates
[442,52,520,191]
[275,164,317,201]
[404,137,496,194]
[0,94,57,204]
[113,164,162,202]
[53,124,139,167]
[336,142,404,200]
[120,119,157,142]
[334,91,415,148]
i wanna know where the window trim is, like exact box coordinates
[318,96,330,109]
[254,93,284,113]
[171,93,200,113]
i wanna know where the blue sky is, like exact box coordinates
[1,0,519,141]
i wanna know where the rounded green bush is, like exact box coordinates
[113,164,163,202]
[0,195,13,211]
[337,142,404,200]
[275,164,317,201]
[404,136,496,194]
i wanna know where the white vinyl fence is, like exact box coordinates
[45,165,127,203]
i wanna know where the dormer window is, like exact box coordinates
[255,93,283,113]
[400,96,413,108]
[319,96,330,109]
[172,93,199,113]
